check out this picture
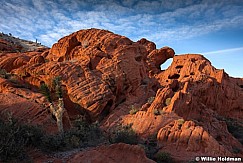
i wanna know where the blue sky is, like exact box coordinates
[0,0,243,77]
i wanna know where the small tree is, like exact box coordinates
[153,109,160,115]
[165,98,171,106]
[156,151,173,163]
[40,77,70,133]
[129,105,138,115]
[111,124,138,145]
[147,96,155,104]
[177,118,185,125]
[0,68,7,79]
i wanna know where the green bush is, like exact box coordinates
[129,105,138,115]
[0,117,43,162]
[41,133,66,151]
[143,134,158,159]
[0,115,104,161]
[21,124,44,147]
[155,151,173,163]
[72,119,103,147]
[0,118,26,161]
[177,118,185,125]
[41,119,103,152]
[224,118,243,145]
[111,124,138,145]
[153,109,160,115]
[232,147,241,154]
[165,98,171,106]
[0,68,7,79]
[147,96,155,104]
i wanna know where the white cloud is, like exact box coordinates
[202,46,243,78]
[0,0,243,48]
[203,47,243,55]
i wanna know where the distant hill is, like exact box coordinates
[0,32,48,52]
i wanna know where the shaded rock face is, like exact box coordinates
[157,54,243,120]
[25,143,155,163]
[157,120,236,161]
[0,28,242,161]
[120,54,243,161]
[68,143,155,163]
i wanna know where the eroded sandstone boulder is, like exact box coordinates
[116,53,243,160]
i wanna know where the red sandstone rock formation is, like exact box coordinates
[0,28,242,162]
[119,54,243,161]
[0,29,174,122]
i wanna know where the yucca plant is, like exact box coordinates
[40,83,52,103]
[52,76,62,98]
[39,77,68,133]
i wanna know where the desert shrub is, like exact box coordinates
[160,110,166,115]
[153,109,165,115]
[155,151,173,163]
[147,96,155,104]
[0,113,105,161]
[111,124,138,145]
[41,133,66,151]
[0,116,44,162]
[232,146,241,154]
[143,134,158,159]
[224,118,243,145]
[129,105,138,115]
[153,109,160,115]
[0,118,26,161]
[41,119,103,152]
[165,98,171,106]
[177,118,185,125]
[0,68,7,79]
[72,118,103,147]
[20,124,44,147]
